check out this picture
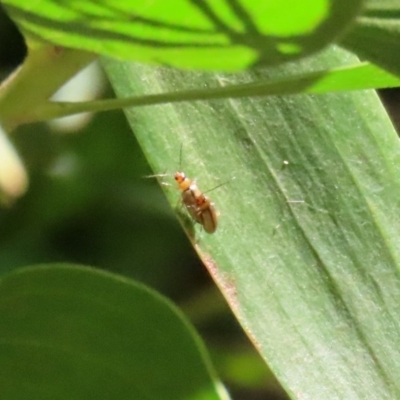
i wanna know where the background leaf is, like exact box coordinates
[3,0,363,70]
[340,1,400,77]
[103,45,400,399]
[0,264,229,400]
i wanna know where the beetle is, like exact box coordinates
[174,171,218,234]
[188,184,218,234]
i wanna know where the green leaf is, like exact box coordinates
[0,264,228,400]
[340,1,400,77]
[103,46,400,398]
[3,0,363,70]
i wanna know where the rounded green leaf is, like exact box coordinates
[0,264,228,400]
[4,0,363,70]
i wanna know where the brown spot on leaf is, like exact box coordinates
[195,245,241,318]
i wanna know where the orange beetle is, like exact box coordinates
[174,172,218,234]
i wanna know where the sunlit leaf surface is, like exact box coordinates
[3,0,362,70]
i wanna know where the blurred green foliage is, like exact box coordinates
[3,106,202,295]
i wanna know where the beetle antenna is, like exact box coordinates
[203,177,235,194]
